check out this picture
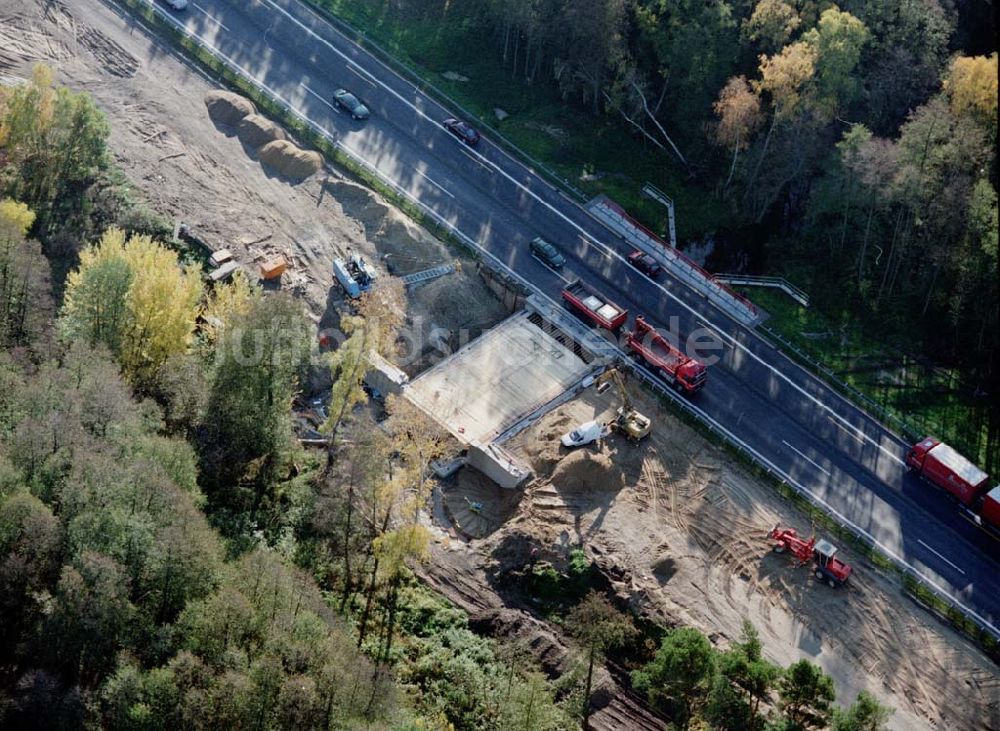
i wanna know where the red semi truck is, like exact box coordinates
[561,280,628,333]
[907,437,999,535]
[626,315,707,395]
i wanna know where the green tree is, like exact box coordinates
[0,491,61,669]
[43,552,137,687]
[0,199,51,346]
[0,64,109,234]
[830,690,893,731]
[776,659,836,730]
[705,621,779,731]
[324,278,405,472]
[632,626,715,730]
[802,8,870,119]
[199,293,311,501]
[567,591,636,729]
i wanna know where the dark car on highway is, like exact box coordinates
[443,118,481,146]
[627,249,662,278]
[529,237,566,269]
[332,89,370,120]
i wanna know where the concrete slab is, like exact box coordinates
[406,311,591,444]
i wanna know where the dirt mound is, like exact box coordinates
[237,113,287,148]
[324,179,391,228]
[550,449,623,493]
[204,90,256,126]
[258,140,323,181]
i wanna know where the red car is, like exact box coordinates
[443,118,481,146]
[627,250,662,278]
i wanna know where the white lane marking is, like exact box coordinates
[259,0,909,469]
[460,145,494,170]
[829,415,866,445]
[782,440,832,477]
[696,319,724,345]
[531,255,572,284]
[299,83,336,110]
[192,3,229,31]
[410,167,453,198]
[580,235,612,259]
[918,539,966,575]
[347,64,378,87]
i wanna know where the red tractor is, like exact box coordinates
[769,525,852,588]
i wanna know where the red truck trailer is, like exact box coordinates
[561,280,628,333]
[981,486,1000,533]
[625,316,706,395]
[906,438,990,506]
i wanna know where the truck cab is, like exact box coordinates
[906,437,938,472]
[813,540,851,588]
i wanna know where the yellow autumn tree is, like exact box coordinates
[200,270,259,348]
[61,228,202,385]
[945,53,998,129]
[0,199,35,240]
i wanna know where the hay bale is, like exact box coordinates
[237,114,287,148]
[258,140,323,181]
[204,90,256,126]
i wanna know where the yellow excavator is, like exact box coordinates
[595,367,652,442]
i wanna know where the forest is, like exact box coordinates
[319,0,999,472]
[0,65,897,729]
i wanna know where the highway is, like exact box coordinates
[122,0,999,627]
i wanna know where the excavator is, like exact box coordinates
[595,367,652,442]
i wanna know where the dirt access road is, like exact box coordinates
[432,385,997,730]
[3,1,996,729]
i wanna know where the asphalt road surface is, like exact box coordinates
[117,0,999,628]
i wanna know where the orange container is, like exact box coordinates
[259,255,288,280]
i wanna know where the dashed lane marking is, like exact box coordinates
[782,440,832,477]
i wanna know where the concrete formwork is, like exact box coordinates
[405,310,592,446]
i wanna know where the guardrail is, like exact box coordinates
[586,195,762,326]
[757,324,924,444]
[113,0,999,651]
[716,274,810,308]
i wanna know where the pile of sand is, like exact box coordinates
[550,449,623,493]
[204,90,256,126]
[258,139,323,181]
[237,113,287,148]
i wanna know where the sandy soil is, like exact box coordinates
[1,0,507,343]
[467,384,998,730]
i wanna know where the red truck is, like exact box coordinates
[906,438,989,505]
[561,280,628,333]
[626,315,707,395]
[981,486,1000,533]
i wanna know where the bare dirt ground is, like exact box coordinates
[441,384,996,730]
[5,2,997,729]
[1,0,507,344]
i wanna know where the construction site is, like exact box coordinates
[8,1,996,729]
